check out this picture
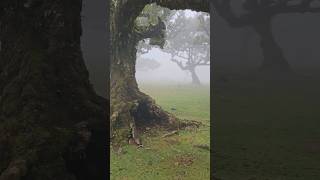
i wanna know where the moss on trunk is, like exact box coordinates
[0,1,107,179]
[110,0,210,145]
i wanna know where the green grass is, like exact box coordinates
[111,83,210,180]
[214,74,320,180]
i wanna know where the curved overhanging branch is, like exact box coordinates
[212,0,320,74]
[111,0,209,146]
[213,0,320,27]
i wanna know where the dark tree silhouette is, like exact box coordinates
[0,1,108,179]
[213,0,320,74]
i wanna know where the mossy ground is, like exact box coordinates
[110,83,210,180]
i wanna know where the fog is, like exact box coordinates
[213,13,320,73]
[136,8,210,85]
[136,48,210,84]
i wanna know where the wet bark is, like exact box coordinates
[110,1,175,145]
[0,1,107,179]
[110,0,209,145]
[253,17,292,73]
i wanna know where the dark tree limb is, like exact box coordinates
[213,0,320,74]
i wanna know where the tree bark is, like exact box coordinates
[110,1,175,145]
[110,0,209,145]
[0,1,107,179]
[253,17,292,73]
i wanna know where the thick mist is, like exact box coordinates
[136,48,210,84]
[136,9,210,86]
[213,13,320,74]
[213,1,320,179]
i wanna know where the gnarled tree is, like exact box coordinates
[164,11,210,85]
[213,0,320,74]
[0,0,107,179]
[110,0,209,145]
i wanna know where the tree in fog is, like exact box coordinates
[110,1,209,146]
[163,11,210,85]
[136,57,161,71]
[136,7,210,85]
[213,0,320,75]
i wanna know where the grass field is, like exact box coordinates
[214,72,320,180]
[111,83,210,180]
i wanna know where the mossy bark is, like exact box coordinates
[0,1,107,179]
[110,0,209,145]
[110,1,172,145]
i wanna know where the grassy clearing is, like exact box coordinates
[111,83,210,180]
[214,73,320,180]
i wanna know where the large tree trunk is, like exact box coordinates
[110,0,209,145]
[0,1,107,179]
[110,40,176,145]
[253,17,292,74]
[189,67,201,85]
[110,1,175,146]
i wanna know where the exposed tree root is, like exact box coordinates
[111,91,201,147]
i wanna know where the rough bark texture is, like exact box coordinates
[110,0,209,145]
[0,1,107,179]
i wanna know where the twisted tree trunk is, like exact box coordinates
[110,0,209,145]
[0,1,107,179]
[189,67,201,85]
[253,17,292,73]
[110,1,175,146]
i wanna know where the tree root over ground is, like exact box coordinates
[111,94,201,147]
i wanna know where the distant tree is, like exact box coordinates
[136,57,161,71]
[213,0,320,75]
[164,11,210,85]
